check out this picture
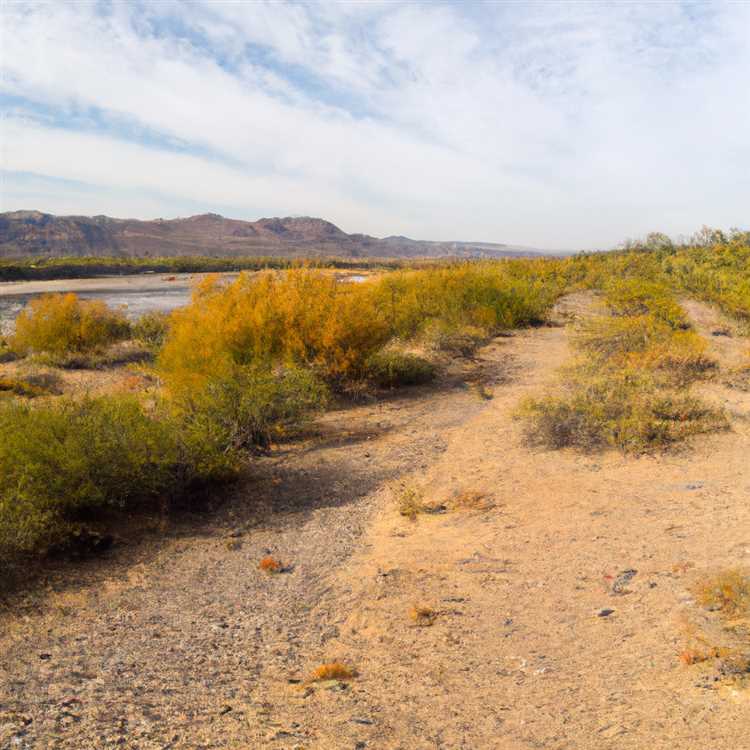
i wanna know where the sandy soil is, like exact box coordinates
[1,294,749,749]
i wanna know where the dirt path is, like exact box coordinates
[2,294,749,749]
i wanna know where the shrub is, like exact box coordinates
[420,320,488,357]
[396,485,428,520]
[695,570,750,618]
[365,350,436,388]
[521,370,728,453]
[0,396,182,558]
[158,270,392,388]
[168,364,327,452]
[603,279,688,329]
[11,293,131,356]
[132,310,171,350]
[157,265,562,392]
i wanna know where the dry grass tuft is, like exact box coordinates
[410,605,438,627]
[259,555,283,574]
[678,646,724,666]
[395,485,428,520]
[694,569,750,618]
[452,490,494,511]
[309,662,355,682]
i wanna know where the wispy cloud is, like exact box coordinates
[1,0,748,247]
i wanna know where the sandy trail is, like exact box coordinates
[2,294,749,749]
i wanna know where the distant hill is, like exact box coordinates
[0,211,550,259]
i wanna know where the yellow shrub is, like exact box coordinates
[12,293,130,356]
[159,270,391,390]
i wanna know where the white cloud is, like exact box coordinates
[1,0,748,248]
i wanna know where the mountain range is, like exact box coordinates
[0,211,550,259]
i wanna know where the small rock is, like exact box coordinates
[351,717,374,725]
[598,608,615,618]
[39,653,51,660]
[219,705,232,715]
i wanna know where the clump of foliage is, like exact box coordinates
[523,278,726,453]
[395,484,429,520]
[695,569,750,618]
[365,349,436,388]
[158,270,392,387]
[603,278,688,329]
[576,316,716,387]
[157,264,562,395]
[11,293,131,357]
[169,364,327,452]
[373,261,561,342]
[0,389,254,566]
[522,370,727,453]
[420,320,488,357]
[0,396,180,559]
[132,310,172,350]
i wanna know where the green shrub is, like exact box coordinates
[603,278,688,329]
[365,350,436,388]
[0,396,182,557]
[11,293,131,356]
[169,364,327,451]
[132,310,172,350]
[521,370,727,453]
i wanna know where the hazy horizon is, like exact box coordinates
[2,1,749,249]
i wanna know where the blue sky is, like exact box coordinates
[1,0,748,248]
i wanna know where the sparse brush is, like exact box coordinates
[420,320,488,358]
[521,370,728,453]
[724,364,750,392]
[132,310,172,350]
[603,278,689,329]
[0,373,61,399]
[259,555,283,573]
[365,349,436,388]
[309,662,355,682]
[678,646,723,665]
[452,490,494,511]
[410,605,438,627]
[396,485,428,520]
[694,570,750,618]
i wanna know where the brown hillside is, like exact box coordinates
[0,210,546,259]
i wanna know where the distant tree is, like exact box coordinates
[690,225,726,247]
[643,232,673,251]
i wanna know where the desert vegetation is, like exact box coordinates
[0,262,561,570]
[522,278,727,452]
[1,229,748,574]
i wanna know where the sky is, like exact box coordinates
[1,1,748,249]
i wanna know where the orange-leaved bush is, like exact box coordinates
[157,270,391,391]
[12,293,130,356]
